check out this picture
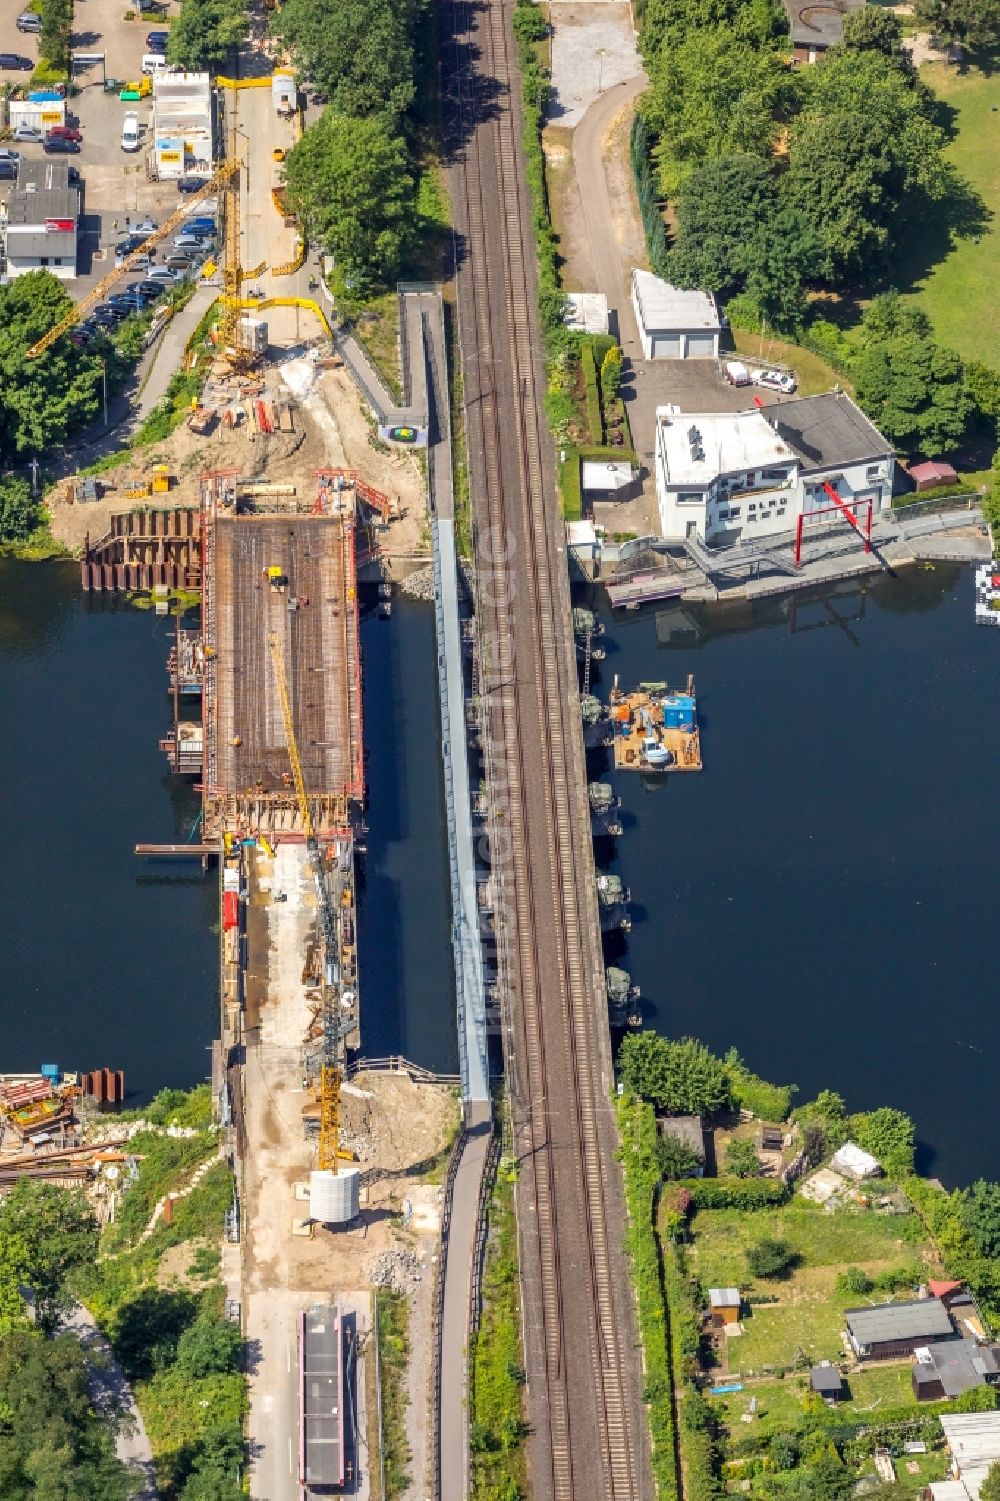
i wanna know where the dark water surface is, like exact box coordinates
[0,563,457,1100]
[583,565,1000,1187]
[357,596,459,1073]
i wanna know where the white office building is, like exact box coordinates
[653,392,894,547]
[5,161,79,280]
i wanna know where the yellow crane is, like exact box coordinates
[26,157,244,359]
[267,630,347,1173]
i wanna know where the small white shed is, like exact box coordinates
[565,292,610,336]
[582,459,635,497]
[631,268,720,360]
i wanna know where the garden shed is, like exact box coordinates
[810,1362,844,1399]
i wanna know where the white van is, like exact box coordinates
[141,53,169,74]
[121,111,140,152]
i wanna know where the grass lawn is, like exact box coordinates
[730,329,852,397]
[689,1199,937,1375]
[708,1362,939,1436]
[899,63,1000,366]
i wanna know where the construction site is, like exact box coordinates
[10,43,464,1496]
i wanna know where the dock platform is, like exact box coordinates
[610,677,702,773]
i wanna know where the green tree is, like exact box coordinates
[0,1330,133,1499]
[782,49,954,282]
[38,0,72,71]
[512,2,548,44]
[657,1134,703,1181]
[667,153,779,292]
[724,1137,763,1179]
[644,26,791,196]
[963,1180,1000,1259]
[797,1089,846,1123]
[838,5,911,62]
[836,1265,873,1296]
[167,0,248,72]
[0,274,104,461]
[0,1233,31,1336]
[850,1107,917,1176]
[746,1238,797,1279]
[272,0,416,123]
[176,1316,242,1379]
[980,1459,1000,1501]
[600,345,623,402]
[982,449,1000,543]
[0,475,39,544]
[284,111,412,302]
[179,1423,244,1500]
[913,0,1000,49]
[619,1033,730,1116]
[966,360,1000,422]
[0,1182,97,1334]
[853,330,973,456]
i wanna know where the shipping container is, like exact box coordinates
[223,890,239,930]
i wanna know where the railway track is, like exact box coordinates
[444,1,651,1497]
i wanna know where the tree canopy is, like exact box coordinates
[167,0,248,72]
[284,111,411,301]
[782,50,954,282]
[963,1181,1000,1260]
[0,477,39,545]
[852,296,973,456]
[0,1331,134,1501]
[913,0,1000,49]
[850,1106,917,1177]
[619,1034,730,1116]
[271,0,417,124]
[724,1137,763,1179]
[746,1237,797,1279]
[0,275,104,462]
[0,1182,97,1335]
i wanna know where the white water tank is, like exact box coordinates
[310,1166,360,1225]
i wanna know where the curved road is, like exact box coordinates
[571,76,648,356]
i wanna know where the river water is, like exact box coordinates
[582,564,1000,1187]
[0,561,457,1101]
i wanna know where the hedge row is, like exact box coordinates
[663,1246,721,1499]
[684,1177,789,1211]
[630,112,669,278]
[512,1,568,355]
[581,342,604,445]
[617,1095,680,1499]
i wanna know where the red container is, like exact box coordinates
[223,890,239,931]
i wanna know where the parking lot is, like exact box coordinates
[0,0,214,300]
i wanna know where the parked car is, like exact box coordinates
[164,254,195,271]
[115,234,150,255]
[176,175,204,194]
[724,360,752,387]
[140,53,170,75]
[0,161,17,181]
[147,265,182,281]
[16,11,42,30]
[43,136,80,154]
[12,125,43,143]
[121,112,140,152]
[136,279,166,298]
[184,216,216,236]
[134,216,158,233]
[146,29,169,51]
[750,367,797,394]
[93,306,127,326]
[0,149,20,163]
[67,164,80,184]
[115,251,154,269]
[46,125,82,143]
[173,233,211,250]
[0,54,34,70]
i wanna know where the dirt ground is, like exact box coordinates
[544,126,597,291]
[47,349,430,558]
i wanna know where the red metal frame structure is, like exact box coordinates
[794,482,873,566]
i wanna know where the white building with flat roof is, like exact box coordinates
[653,392,895,548]
[936,1412,1000,1499]
[631,269,721,359]
[152,71,214,179]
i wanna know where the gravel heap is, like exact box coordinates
[398,564,436,601]
[366,1248,423,1295]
